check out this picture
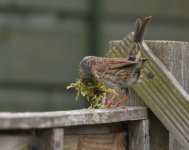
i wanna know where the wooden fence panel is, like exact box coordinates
[147,41,189,150]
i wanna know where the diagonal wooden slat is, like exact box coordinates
[107,32,189,149]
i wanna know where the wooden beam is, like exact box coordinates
[31,128,64,150]
[107,33,189,148]
[128,120,150,150]
[0,107,147,129]
[149,111,169,150]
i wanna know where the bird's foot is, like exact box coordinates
[117,105,128,110]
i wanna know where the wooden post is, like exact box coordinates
[149,111,169,150]
[147,41,189,150]
[128,120,149,150]
[36,128,64,150]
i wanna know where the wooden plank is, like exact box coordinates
[146,41,172,69]
[64,132,127,150]
[167,41,188,150]
[147,41,188,150]
[128,120,149,150]
[36,128,64,150]
[0,123,127,149]
[0,131,126,150]
[0,107,148,129]
[64,122,125,135]
[107,33,189,148]
[149,111,169,150]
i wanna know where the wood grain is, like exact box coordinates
[149,111,169,150]
[107,33,189,149]
[31,128,64,150]
[64,132,127,150]
[128,120,149,150]
[0,107,147,129]
[147,41,188,150]
[0,131,126,150]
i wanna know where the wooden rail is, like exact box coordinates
[0,107,149,150]
[0,107,147,129]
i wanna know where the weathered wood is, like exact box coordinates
[149,111,169,150]
[169,133,185,150]
[34,128,64,150]
[147,41,188,150]
[0,107,147,129]
[51,132,127,150]
[0,131,127,150]
[64,122,125,135]
[128,120,149,150]
[107,33,189,148]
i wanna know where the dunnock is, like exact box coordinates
[79,16,151,107]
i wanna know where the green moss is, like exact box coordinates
[67,78,115,109]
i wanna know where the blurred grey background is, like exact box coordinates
[0,0,188,112]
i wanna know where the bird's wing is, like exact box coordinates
[93,58,138,72]
[108,60,138,70]
[90,58,137,85]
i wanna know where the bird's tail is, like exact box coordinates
[128,16,151,61]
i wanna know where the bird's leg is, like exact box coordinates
[114,89,130,107]
[104,89,120,108]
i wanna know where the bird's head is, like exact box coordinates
[79,56,96,78]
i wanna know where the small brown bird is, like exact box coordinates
[79,16,151,107]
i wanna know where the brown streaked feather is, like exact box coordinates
[134,19,142,43]
[91,57,138,71]
[108,61,138,70]
[137,16,152,43]
[128,16,151,61]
